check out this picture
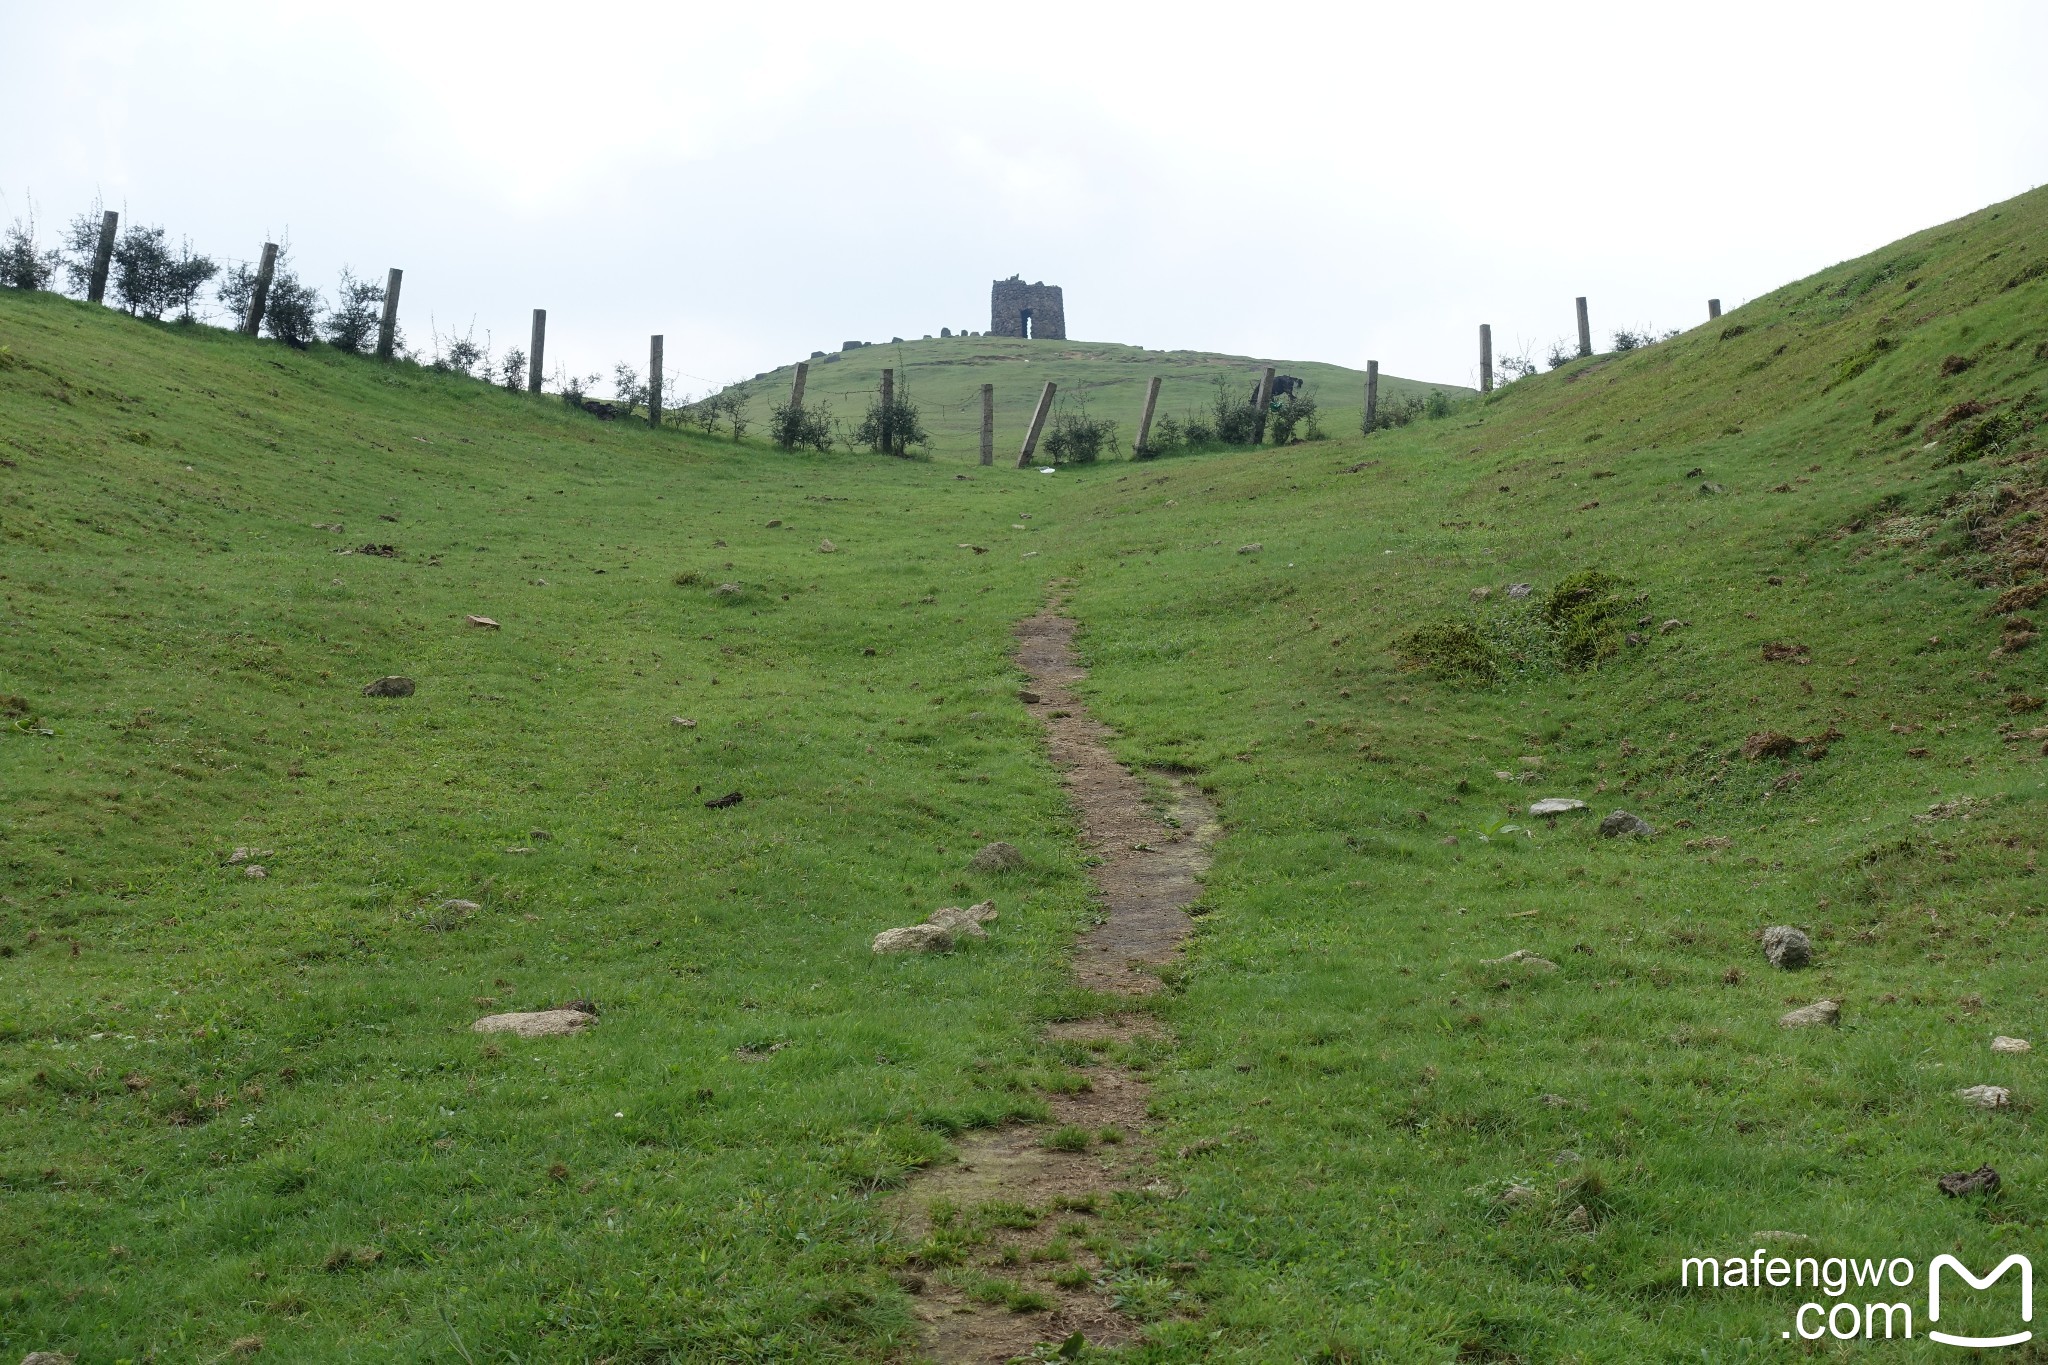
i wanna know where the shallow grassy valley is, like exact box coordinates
[4,185,2048,1362]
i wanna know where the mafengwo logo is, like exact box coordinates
[1680,1249,2032,1345]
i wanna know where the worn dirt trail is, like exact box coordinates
[891,607,1218,1363]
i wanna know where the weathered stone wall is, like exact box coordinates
[990,278,1066,340]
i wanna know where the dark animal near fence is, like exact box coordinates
[1253,374,1305,405]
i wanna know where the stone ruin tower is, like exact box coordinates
[990,277,1065,340]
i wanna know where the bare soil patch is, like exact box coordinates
[888,607,1216,1362]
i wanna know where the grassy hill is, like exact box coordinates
[719,335,1463,464]
[2,183,2046,1361]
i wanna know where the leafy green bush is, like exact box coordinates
[1423,389,1455,419]
[1044,408,1117,464]
[323,268,386,354]
[111,225,216,322]
[1211,377,1262,444]
[770,400,834,452]
[1268,390,1321,444]
[853,391,926,457]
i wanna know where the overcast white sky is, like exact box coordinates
[6,0,2046,396]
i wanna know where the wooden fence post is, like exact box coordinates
[1251,366,1275,444]
[527,309,546,393]
[87,210,118,305]
[376,267,402,360]
[242,243,278,337]
[979,383,995,466]
[1708,298,1722,320]
[648,335,663,428]
[879,368,895,455]
[1364,360,1379,433]
[1135,375,1162,456]
[1017,381,1056,467]
[788,360,808,409]
[1479,324,1493,394]
[1575,296,1591,358]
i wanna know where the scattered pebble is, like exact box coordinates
[1938,1165,2002,1197]
[440,899,481,913]
[818,540,837,553]
[1957,1084,2012,1109]
[671,716,697,728]
[1482,949,1558,971]
[1505,583,1532,598]
[465,615,500,629]
[1778,999,1840,1028]
[1237,543,1262,554]
[1992,1036,2032,1054]
[243,865,266,879]
[1762,926,1812,970]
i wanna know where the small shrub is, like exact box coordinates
[0,204,60,291]
[1423,389,1454,420]
[1043,406,1117,464]
[770,400,835,451]
[1367,391,1427,431]
[1268,389,1321,443]
[1135,412,1182,460]
[496,348,527,392]
[323,268,385,354]
[611,363,647,413]
[1545,340,1576,370]
[1211,376,1262,444]
[112,225,217,321]
[261,270,323,349]
[853,392,927,457]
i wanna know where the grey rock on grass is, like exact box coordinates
[1528,798,1586,817]
[362,675,415,698]
[1762,925,1812,970]
[1778,999,1839,1028]
[1937,1165,2001,1197]
[1992,1035,2031,1053]
[472,1008,594,1038]
[1598,810,1654,837]
[1957,1084,2012,1109]
[871,923,955,954]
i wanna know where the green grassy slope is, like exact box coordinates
[3,183,2046,1362]
[722,335,1462,465]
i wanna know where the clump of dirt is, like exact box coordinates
[886,605,1218,1362]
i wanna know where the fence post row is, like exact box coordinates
[648,335,663,427]
[788,361,808,409]
[376,268,402,360]
[242,243,278,338]
[1575,296,1591,359]
[1364,360,1379,432]
[1017,381,1056,467]
[87,210,118,305]
[978,383,994,466]
[1135,375,1162,455]
[1251,366,1275,444]
[528,310,546,394]
[1708,298,1722,320]
[1479,323,1493,394]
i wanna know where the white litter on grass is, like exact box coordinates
[1039,467,1056,474]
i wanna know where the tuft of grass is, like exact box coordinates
[1040,1125,1093,1153]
